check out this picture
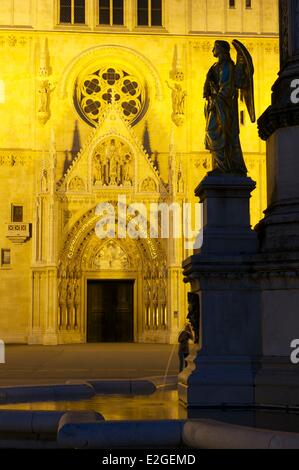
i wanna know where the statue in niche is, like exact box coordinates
[38,80,50,113]
[123,153,132,185]
[59,278,67,306]
[203,40,255,175]
[106,139,119,185]
[166,81,186,115]
[93,138,133,187]
[166,80,187,126]
[41,169,48,192]
[37,79,55,125]
[94,152,104,185]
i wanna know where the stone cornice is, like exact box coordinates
[183,252,299,284]
[258,104,299,140]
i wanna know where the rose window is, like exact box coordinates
[75,67,146,127]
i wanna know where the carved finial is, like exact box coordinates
[39,38,49,77]
[171,44,184,82]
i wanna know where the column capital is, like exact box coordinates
[258,0,299,140]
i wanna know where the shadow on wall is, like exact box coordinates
[63,120,81,175]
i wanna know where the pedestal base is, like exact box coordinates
[180,174,260,408]
[42,329,58,345]
[179,354,259,408]
[255,358,299,406]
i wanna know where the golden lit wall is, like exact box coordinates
[0,0,279,343]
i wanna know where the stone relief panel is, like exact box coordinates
[0,36,31,47]
[140,177,157,192]
[93,138,133,187]
[0,154,32,167]
[93,240,130,270]
[68,176,85,191]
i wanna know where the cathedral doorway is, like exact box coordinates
[87,280,134,343]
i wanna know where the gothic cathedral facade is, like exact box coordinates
[0,1,278,344]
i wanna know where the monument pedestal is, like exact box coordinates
[179,175,260,409]
[254,0,299,405]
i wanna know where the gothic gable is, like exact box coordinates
[57,102,166,195]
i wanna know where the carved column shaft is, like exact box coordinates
[280,0,299,69]
[257,0,299,253]
[259,0,299,139]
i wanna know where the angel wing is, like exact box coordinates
[233,39,256,123]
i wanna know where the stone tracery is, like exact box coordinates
[76,66,146,127]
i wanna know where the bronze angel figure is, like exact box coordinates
[203,39,255,176]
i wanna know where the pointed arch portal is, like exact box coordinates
[57,205,168,344]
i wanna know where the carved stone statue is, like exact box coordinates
[203,40,255,175]
[167,81,186,115]
[93,138,133,187]
[37,79,55,125]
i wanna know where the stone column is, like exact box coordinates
[257,0,299,252]
[253,0,299,405]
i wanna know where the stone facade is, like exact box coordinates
[0,0,279,344]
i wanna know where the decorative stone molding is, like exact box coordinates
[68,176,85,191]
[58,44,164,105]
[6,223,31,243]
[0,154,32,167]
[140,177,157,192]
[0,36,31,47]
[258,105,299,140]
[58,101,166,195]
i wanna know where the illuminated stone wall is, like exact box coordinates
[0,1,279,344]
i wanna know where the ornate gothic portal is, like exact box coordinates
[55,208,169,344]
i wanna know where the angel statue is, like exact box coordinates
[203,40,255,175]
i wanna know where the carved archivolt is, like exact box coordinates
[57,206,168,331]
[75,66,146,127]
[93,138,133,187]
